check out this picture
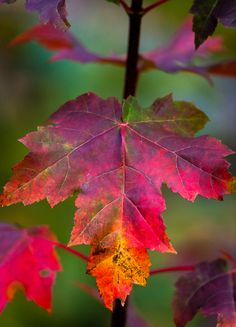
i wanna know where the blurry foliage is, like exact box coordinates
[0,0,235,326]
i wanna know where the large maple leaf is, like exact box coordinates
[0,93,235,309]
[0,222,61,312]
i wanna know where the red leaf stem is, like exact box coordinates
[54,242,89,262]
[150,265,195,276]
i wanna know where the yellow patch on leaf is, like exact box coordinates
[87,235,150,310]
[7,282,24,300]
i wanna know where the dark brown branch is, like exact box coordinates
[123,0,143,98]
[111,299,129,327]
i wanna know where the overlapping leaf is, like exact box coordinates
[0,0,69,28]
[173,259,236,327]
[0,222,61,312]
[190,0,236,48]
[1,93,235,309]
[10,20,236,81]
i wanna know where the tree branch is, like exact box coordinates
[111,299,129,327]
[123,0,143,99]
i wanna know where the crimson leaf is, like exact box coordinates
[0,222,61,312]
[10,23,124,65]
[1,93,235,309]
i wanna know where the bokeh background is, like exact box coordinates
[0,1,235,326]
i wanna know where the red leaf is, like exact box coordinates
[10,23,74,50]
[0,223,61,312]
[1,93,235,309]
[10,23,124,66]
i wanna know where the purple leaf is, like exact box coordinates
[173,259,236,327]
[141,18,223,79]
[0,0,69,28]
[215,0,236,27]
[26,0,69,28]
[190,0,236,48]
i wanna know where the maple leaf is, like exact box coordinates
[0,0,69,28]
[10,20,236,82]
[0,93,235,309]
[173,259,236,327]
[0,222,61,312]
[190,0,236,48]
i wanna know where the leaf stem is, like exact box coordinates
[142,0,170,15]
[150,265,195,276]
[123,0,143,98]
[55,242,89,262]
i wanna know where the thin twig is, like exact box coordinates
[54,242,89,262]
[120,0,130,14]
[150,265,195,276]
[143,0,170,15]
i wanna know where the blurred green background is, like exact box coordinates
[0,1,235,326]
